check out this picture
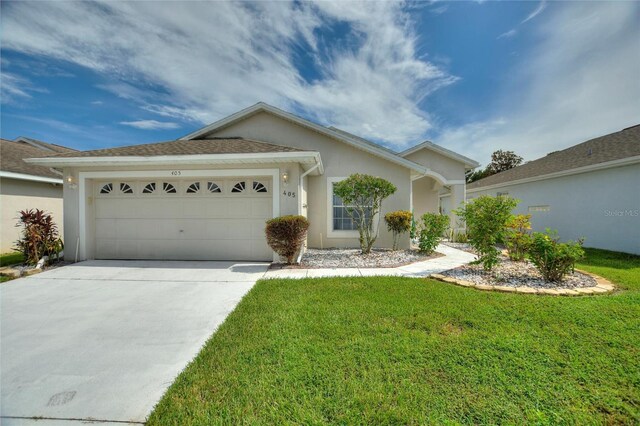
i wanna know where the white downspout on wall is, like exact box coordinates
[296,163,321,263]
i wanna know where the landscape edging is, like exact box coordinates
[429,268,615,296]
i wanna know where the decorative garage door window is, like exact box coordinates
[252,181,268,193]
[207,182,222,193]
[120,183,134,194]
[99,183,114,194]
[142,182,156,194]
[163,182,177,194]
[231,181,246,193]
[186,182,200,194]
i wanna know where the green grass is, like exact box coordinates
[148,248,640,425]
[0,251,24,267]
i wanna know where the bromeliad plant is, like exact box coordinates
[505,214,532,261]
[384,210,412,250]
[454,195,518,270]
[265,215,310,264]
[333,174,397,254]
[14,209,63,265]
[528,230,585,282]
[418,213,450,254]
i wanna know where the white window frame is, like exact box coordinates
[326,176,362,239]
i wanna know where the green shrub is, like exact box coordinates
[265,215,310,264]
[449,229,469,243]
[454,195,518,270]
[14,209,63,265]
[505,214,532,261]
[384,210,412,250]
[333,174,397,254]
[528,230,585,282]
[418,213,450,254]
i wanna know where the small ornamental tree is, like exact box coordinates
[418,213,450,254]
[505,214,532,261]
[528,230,585,282]
[454,195,518,270]
[14,209,63,265]
[384,210,412,250]
[333,174,397,254]
[265,215,309,264]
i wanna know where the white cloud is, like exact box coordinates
[91,100,103,105]
[439,1,640,166]
[120,120,180,130]
[1,1,455,147]
[521,1,547,24]
[498,29,517,39]
[0,72,48,104]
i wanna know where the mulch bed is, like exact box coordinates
[441,256,596,289]
[272,248,442,269]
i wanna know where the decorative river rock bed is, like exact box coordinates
[432,256,614,295]
[278,248,441,269]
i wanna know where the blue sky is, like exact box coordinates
[1,1,638,165]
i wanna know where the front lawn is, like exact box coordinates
[0,251,24,267]
[148,248,640,425]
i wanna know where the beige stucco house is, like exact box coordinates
[468,124,640,255]
[27,103,478,261]
[1,137,76,253]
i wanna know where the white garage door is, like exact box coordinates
[93,177,273,261]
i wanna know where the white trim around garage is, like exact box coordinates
[77,168,280,260]
[467,155,640,194]
[0,171,62,184]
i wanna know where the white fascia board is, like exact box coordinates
[25,151,324,173]
[0,170,62,184]
[467,155,640,193]
[400,141,480,169]
[180,102,428,175]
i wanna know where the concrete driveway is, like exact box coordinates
[1,260,269,425]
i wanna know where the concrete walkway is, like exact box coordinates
[263,244,475,279]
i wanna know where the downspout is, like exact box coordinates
[296,163,321,264]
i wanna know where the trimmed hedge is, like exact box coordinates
[265,215,309,264]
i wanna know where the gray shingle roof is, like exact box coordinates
[468,124,640,189]
[15,137,77,154]
[1,139,63,179]
[36,138,309,158]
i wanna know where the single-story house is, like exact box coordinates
[0,137,77,252]
[467,124,640,255]
[27,103,478,261]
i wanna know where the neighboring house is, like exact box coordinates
[27,102,478,262]
[467,125,640,255]
[0,137,77,252]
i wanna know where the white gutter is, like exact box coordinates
[0,171,62,184]
[25,151,324,169]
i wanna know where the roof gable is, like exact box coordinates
[181,102,429,176]
[400,141,479,169]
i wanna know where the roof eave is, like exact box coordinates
[467,155,640,193]
[25,151,324,173]
[0,170,63,184]
[400,141,480,169]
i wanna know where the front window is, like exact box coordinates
[332,184,372,231]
